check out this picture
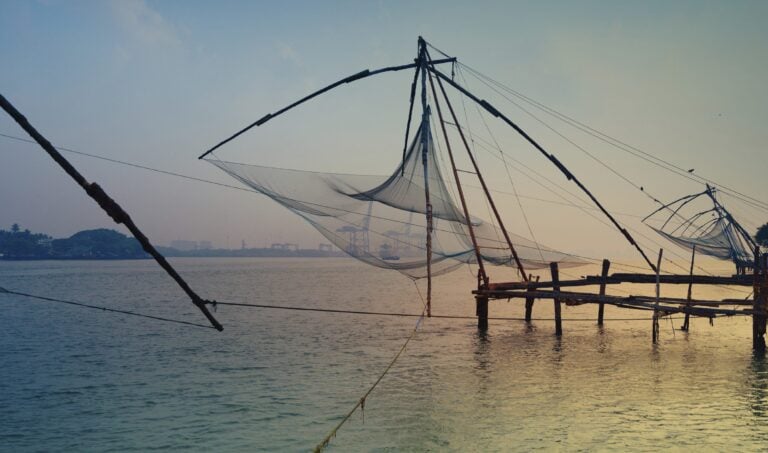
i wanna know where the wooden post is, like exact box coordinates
[597,259,610,325]
[682,245,696,331]
[753,248,765,351]
[524,274,537,323]
[755,252,767,351]
[476,295,489,331]
[550,262,562,336]
[652,249,663,344]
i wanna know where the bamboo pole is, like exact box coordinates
[0,94,224,331]
[427,52,528,283]
[417,39,433,318]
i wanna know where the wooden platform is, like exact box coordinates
[471,256,768,350]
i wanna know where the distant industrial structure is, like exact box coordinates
[169,240,199,251]
[271,243,299,251]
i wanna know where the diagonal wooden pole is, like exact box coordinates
[0,94,223,331]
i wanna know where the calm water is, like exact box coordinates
[1,258,767,451]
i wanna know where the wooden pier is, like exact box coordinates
[472,253,768,350]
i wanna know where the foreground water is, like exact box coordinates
[1,257,766,451]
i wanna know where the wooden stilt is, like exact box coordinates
[524,291,534,322]
[550,262,562,336]
[597,259,610,325]
[755,250,767,351]
[476,295,489,331]
[682,245,696,331]
[653,249,663,344]
[524,274,537,323]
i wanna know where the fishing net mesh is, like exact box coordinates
[645,190,754,267]
[207,122,586,279]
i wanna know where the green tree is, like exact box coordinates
[757,223,768,249]
[11,223,19,233]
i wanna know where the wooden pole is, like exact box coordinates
[524,274,538,322]
[550,262,562,336]
[753,247,764,350]
[0,94,224,331]
[476,295,489,331]
[423,52,488,286]
[417,38,433,318]
[597,259,610,325]
[428,55,528,282]
[428,67,658,273]
[682,245,696,331]
[653,249,663,343]
[756,252,768,351]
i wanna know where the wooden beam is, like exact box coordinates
[608,273,753,286]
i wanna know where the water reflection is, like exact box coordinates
[749,352,768,418]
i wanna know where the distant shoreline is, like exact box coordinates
[1,225,344,260]
[0,254,346,261]
[0,248,346,261]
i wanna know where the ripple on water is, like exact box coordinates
[1,257,766,451]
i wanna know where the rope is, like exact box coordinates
[0,286,216,330]
[313,281,428,452]
[457,65,546,263]
[208,299,700,322]
[455,61,768,214]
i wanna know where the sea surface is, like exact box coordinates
[1,257,766,452]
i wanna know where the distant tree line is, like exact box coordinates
[758,223,768,250]
[0,224,146,260]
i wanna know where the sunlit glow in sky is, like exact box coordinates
[2,0,766,263]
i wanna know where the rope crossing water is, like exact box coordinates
[1,284,701,325]
[314,309,427,450]
[0,286,217,330]
[209,300,680,322]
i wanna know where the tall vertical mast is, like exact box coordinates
[426,49,528,283]
[424,56,489,287]
[418,37,433,317]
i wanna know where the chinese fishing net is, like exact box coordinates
[206,122,586,279]
[644,188,755,268]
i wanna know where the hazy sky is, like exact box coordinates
[1,0,766,263]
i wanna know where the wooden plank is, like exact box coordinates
[608,273,753,286]
[482,272,753,292]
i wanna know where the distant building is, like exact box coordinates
[170,240,198,251]
[198,240,212,250]
[318,243,333,251]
